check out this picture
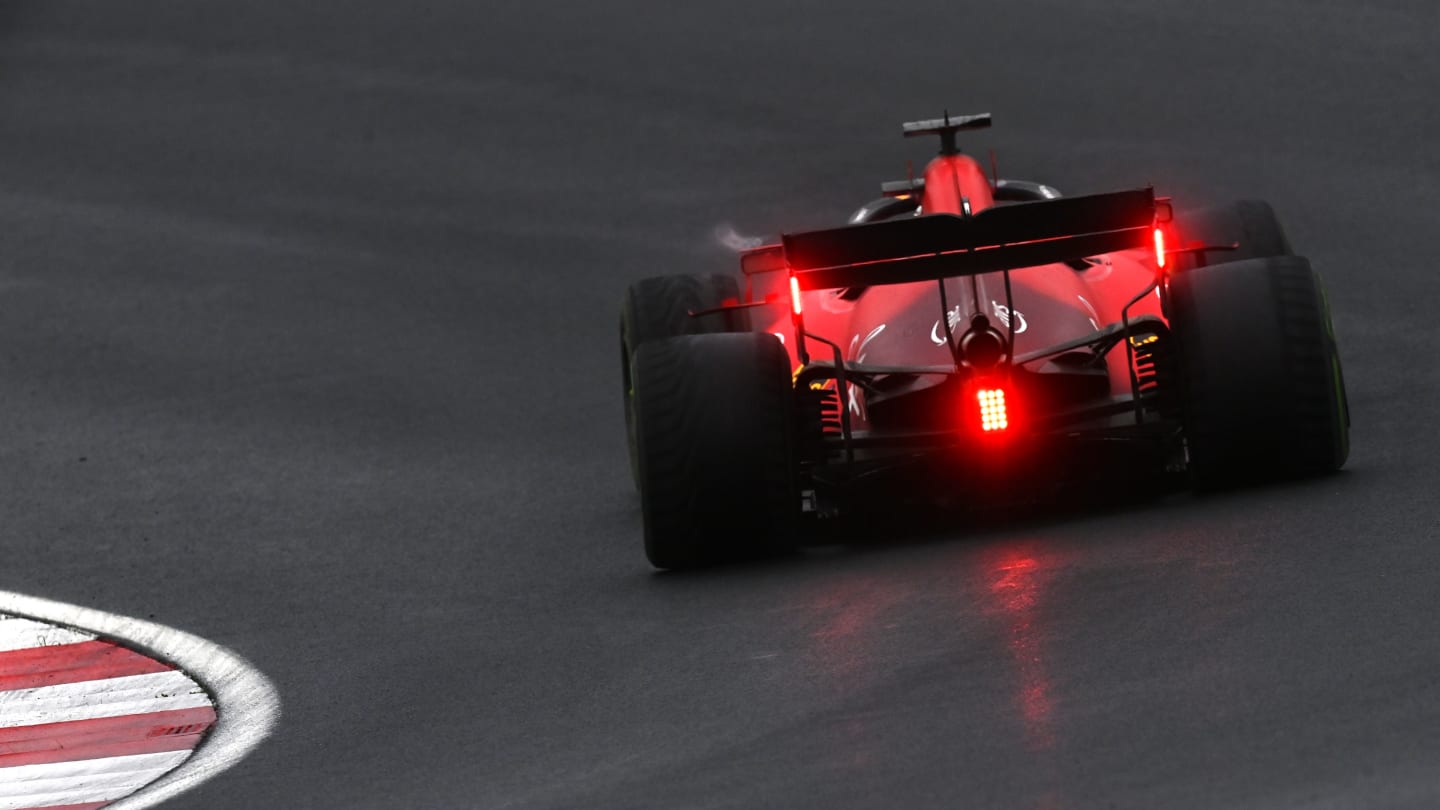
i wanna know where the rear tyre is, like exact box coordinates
[1168,255,1349,488]
[1171,199,1292,271]
[621,274,748,487]
[632,333,797,569]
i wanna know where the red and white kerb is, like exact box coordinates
[0,613,216,810]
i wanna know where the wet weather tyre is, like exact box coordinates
[1169,255,1349,488]
[621,274,748,488]
[631,332,797,569]
[1172,199,1291,272]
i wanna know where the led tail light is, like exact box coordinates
[1154,226,1167,269]
[789,275,803,316]
[976,388,1009,432]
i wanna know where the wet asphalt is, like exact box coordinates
[1,1,1438,807]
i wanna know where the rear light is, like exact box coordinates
[790,276,803,316]
[1154,226,1167,269]
[976,388,1009,432]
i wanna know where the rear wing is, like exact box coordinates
[744,188,1158,291]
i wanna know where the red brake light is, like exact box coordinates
[789,276,803,316]
[977,388,1008,432]
[1154,226,1167,269]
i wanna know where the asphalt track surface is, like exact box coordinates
[1,2,1437,808]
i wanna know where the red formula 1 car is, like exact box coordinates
[621,112,1349,569]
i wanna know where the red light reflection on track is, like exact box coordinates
[987,550,1057,752]
[808,578,903,684]
[800,577,913,775]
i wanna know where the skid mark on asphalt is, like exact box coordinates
[0,594,279,810]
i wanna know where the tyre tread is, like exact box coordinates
[633,333,795,569]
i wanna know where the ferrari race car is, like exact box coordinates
[621,112,1349,569]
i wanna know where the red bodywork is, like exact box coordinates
[756,151,1166,433]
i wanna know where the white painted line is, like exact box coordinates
[0,670,210,728]
[0,751,192,809]
[0,617,94,652]
[0,591,280,810]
